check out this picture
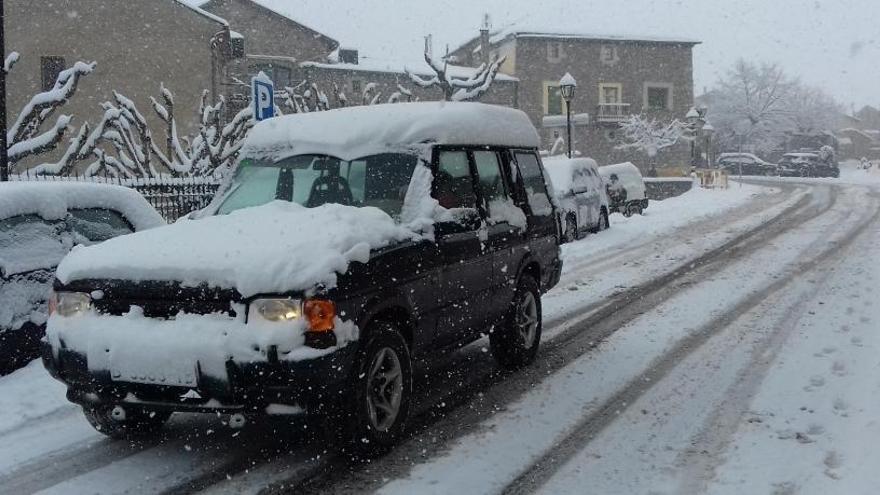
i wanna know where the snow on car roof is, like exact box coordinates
[783,152,819,157]
[241,102,541,162]
[598,162,642,176]
[0,181,165,230]
[542,156,599,193]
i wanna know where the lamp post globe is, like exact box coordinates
[559,73,577,158]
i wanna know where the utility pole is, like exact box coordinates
[0,0,7,182]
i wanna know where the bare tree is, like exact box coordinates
[705,60,797,154]
[616,115,691,164]
[406,46,506,102]
[5,53,96,173]
[787,84,843,135]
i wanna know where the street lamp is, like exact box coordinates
[702,122,715,168]
[559,73,577,158]
[685,106,703,168]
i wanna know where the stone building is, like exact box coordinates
[450,27,700,168]
[5,0,240,159]
[200,0,518,114]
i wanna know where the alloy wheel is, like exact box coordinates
[366,347,404,432]
[516,291,539,349]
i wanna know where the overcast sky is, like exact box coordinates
[202,0,879,110]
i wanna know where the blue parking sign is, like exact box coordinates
[252,72,275,121]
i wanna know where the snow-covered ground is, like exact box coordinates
[3,172,879,494]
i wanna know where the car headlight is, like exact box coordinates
[49,291,92,317]
[250,298,302,322]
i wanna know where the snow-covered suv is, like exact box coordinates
[42,102,562,453]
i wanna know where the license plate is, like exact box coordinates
[110,360,198,387]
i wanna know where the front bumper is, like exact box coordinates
[42,341,357,414]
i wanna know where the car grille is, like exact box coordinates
[93,297,236,318]
[68,279,240,319]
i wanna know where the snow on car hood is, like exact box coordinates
[56,201,422,297]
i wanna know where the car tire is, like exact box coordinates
[600,209,610,230]
[490,274,542,370]
[564,215,577,242]
[341,321,412,459]
[82,405,170,439]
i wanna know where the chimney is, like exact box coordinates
[479,14,491,66]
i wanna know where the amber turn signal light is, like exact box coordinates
[304,299,335,332]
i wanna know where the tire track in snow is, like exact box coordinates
[0,182,812,495]
[501,186,880,494]
[280,184,837,494]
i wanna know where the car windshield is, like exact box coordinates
[216,153,418,217]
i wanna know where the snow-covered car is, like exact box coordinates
[598,162,648,216]
[543,156,610,242]
[778,152,840,178]
[0,182,164,375]
[42,102,562,453]
[717,152,778,176]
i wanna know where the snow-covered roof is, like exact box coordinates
[466,24,700,48]
[542,157,599,193]
[242,102,540,162]
[199,0,338,49]
[0,182,165,230]
[173,0,228,26]
[300,60,518,82]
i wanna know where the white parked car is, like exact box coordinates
[598,162,648,216]
[0,181,164,374]
[543,157,610,242]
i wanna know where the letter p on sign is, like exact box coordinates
[252,72,275,122]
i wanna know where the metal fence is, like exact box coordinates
[8,171,222,222]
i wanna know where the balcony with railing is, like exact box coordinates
[596,103,631,124]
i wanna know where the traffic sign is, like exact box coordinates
[252,72,274,121]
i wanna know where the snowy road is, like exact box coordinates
[2,173,879,494]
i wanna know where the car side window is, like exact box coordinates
[474,150,526,227]
[514,152,553,216]
[473,151,507,206]
[434,150,478,210]
[67,208,134,244]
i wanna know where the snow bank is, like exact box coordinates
[56,201,423,297]
[240,102,541,162]
[0,182,165,231]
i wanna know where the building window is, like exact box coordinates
[645,84,673,110]
[547,42,564,62]
[351,80,362,95]
[253,63,291,88]
[40,56,66,91]
[599,83,623,104]
[599,45,620,66]
[543,81,564,115]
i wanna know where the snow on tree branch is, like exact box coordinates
[6,57,95,167]
[4,52,19,73]
[406,48,507,101]
[616,115,691,161]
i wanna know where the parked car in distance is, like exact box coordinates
[777,152,840,178]
[42,102,562,455]
[598,162,648,216]
[717,152,778,176]
[0,181,165,375]
[543,156,610,242]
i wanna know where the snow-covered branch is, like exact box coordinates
[6,57,95,167]
[616,115,691,161]
[406,49,507,101]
